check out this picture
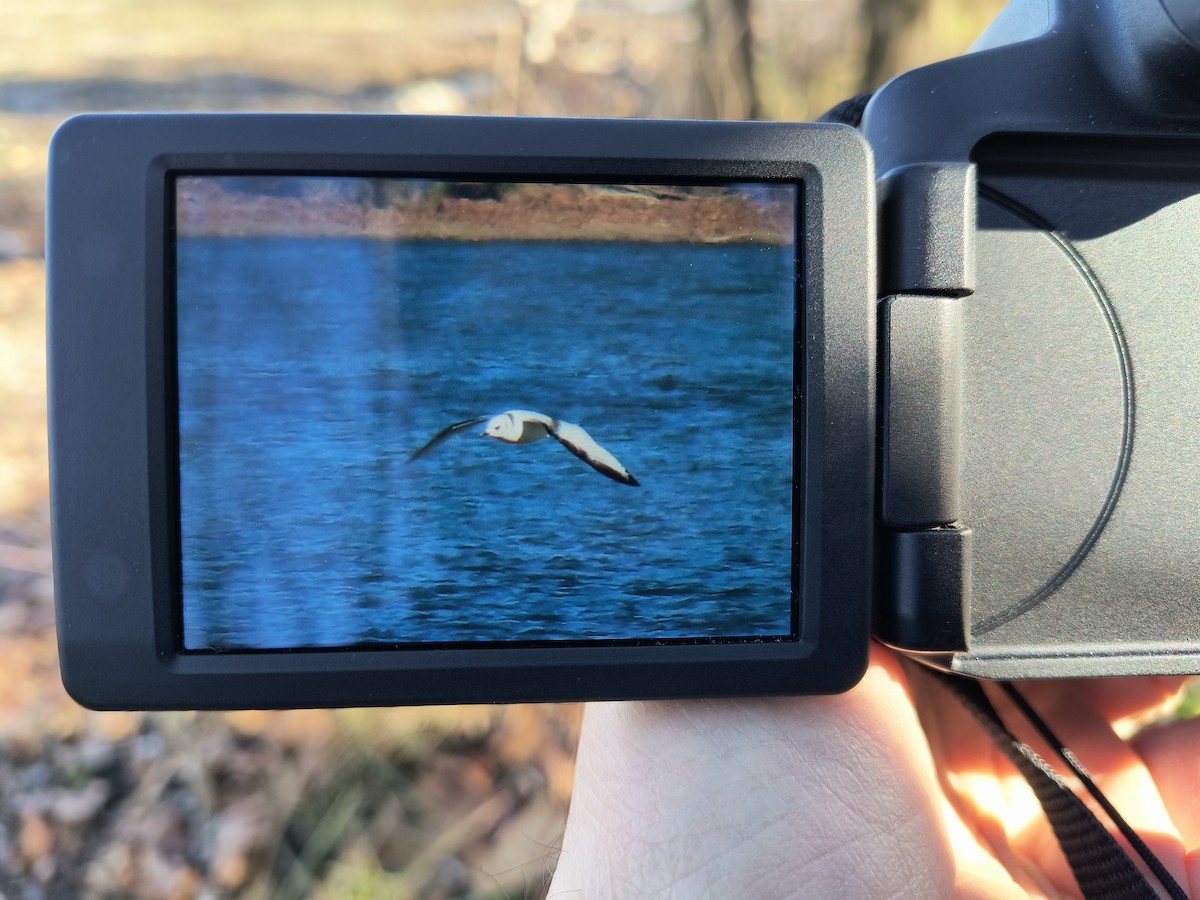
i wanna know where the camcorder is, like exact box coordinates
[48,0,1199,710]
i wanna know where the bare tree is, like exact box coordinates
[694,0,759,120]
[858,0,927,93]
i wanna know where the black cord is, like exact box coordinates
[929,670,1164,900]
[999,683,1190,900]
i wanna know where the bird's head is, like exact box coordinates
[481,413,520,444]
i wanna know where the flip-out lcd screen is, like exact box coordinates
[175,175,798,651]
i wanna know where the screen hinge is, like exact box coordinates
[875,162,975,652]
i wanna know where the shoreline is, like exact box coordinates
[176,179,796,246]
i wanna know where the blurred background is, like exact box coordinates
[0,1,1010,897]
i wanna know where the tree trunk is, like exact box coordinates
[694,0,759,120]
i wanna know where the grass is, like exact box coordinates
[0,261,47,526]
[1176,681,1200,719]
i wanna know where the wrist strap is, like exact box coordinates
[929,670,1187,900]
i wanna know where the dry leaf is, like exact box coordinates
[18,809,54,868]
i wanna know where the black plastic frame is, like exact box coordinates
[48,114,875,709]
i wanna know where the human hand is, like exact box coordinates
[548,646,1199,898]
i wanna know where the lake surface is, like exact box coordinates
[177,238,795,650]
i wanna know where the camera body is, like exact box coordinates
[48,0,1200,709]
[868,0,1200,678]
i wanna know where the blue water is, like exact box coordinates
[177,238,795,649]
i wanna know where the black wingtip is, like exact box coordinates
[408,415,488,464]
[625,474,640,487]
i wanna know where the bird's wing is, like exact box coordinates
[408,416,487,462]
[549,420,640,486]
[506,409,555,429]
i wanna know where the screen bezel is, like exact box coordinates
[49,114,875,708]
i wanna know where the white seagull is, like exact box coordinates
[409,409,640,486]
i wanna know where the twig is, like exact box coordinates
[0,542,52,575]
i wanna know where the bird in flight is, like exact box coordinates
[409,409,640,486]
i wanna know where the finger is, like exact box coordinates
[1019,677,1194,734]
[1133,716,1200,847]
[941,795,1031,899]
[994,681,1190,894]
[910,666,1191,898]
[1132,716,1200,893]
[906,665,1079,896]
